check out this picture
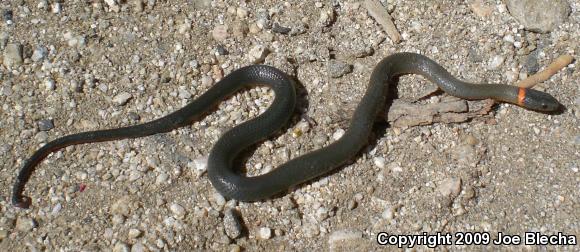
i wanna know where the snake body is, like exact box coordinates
[12,53,562,208]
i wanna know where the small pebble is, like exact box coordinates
[452,143,478,165]
[213,192,226,207]
[169,203,186,219]
[438,178,462,197]
[178,87,192,99]
[51,3,61,14]
[128,112,141,121]
[3,9,13,24]
[111,214,125,225]
[464,135,479,146]
[112,242,130,252]
[3,43,23,68]
[44,78,56,90]
[0,230,7,241]
[332,129,345,140]
[51,203,62,215]
[37,119,54,131]
[111,197,132,216]
[113,92,133,106]
[272,23,291,34]
[131,242,147,252]
[328,229,363,247]
[347,199,357,210]
[37,0,48,9]
[192,157,208,172]
[31,46,48,62]
[156,173,169,184]
[223,208,244,239]
[212,25,229,41]
[382,205,400,220]
[373,157,385,169]
[469,1,493,17]
[247,44,269,64]
[236,7,249,18]
[132,0,144,13]
[318,8,335,27]
[15,217,37,232]
[128,228,142,239]
[302,223,320,237]
[201,75,214,86]
[328,60,352,78]
[216,45,228,55]
[525,52,540,74]
[488,55,505,70]
[258,227,272,239]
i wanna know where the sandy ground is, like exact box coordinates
[0,0,578,251]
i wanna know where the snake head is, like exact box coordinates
[521,88,563,112]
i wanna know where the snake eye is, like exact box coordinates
[541,104,548,110]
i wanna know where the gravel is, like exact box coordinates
[2,43,22,68]
[37,119,54,131]
[258,227,272,240]
[0,0,578,251]
[223,208,244,239]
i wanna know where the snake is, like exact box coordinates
[11,52,562,208]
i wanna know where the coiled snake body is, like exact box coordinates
[12,53,562,208]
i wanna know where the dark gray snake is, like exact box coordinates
[12,52,562,208]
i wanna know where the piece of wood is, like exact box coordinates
[363,0,401,43]
[386,99,494,127]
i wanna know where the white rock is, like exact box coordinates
[193,157,208,171]
[3,43,23,68]
[156,173,169,184]
[247,44,269,64]
[51,3,61,13]
[212,25,229,41]
[438,178,462,197]
[128,170,142,181]
[44,78,56,90]
[104,0,118,8]
[328,229,364,251]
[488,55,505,70]
[373,157,386,169]
[503,34,515,43]
[332,129,345,140]
[258,227,272,239]
[113,92,133,106]
[201,75,214,86]
[236,7,249,18]
[169,203,186,218]
[37,0,48,9]
[131,242,146,252]
[112,214,125,225]
[112,242,130,252]
[31,46,48,62]
[51,203,62,215]
[128,228,142,239]
[213,192,226,207]
[316,207,329,221]
[381,204,401,220]
[111,197,132,216]
[15,217,37,232]
[328,229,363,243]
[178,19,192,34]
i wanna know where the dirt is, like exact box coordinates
[0,0,578,251]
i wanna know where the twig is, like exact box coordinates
[363,0,401,43]
[517,54,574,88]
